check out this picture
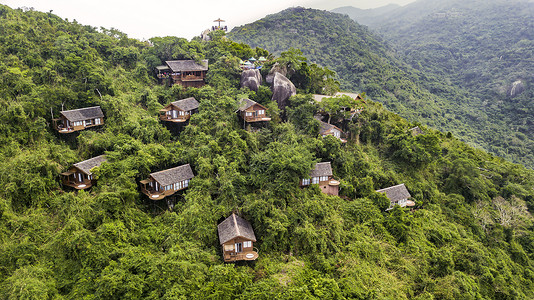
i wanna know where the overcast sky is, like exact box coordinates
[1,0,415,40]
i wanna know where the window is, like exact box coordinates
[333,130,340,138]
[243,241,252,248]
[95,118,101,125]
[246,112,253,117]
[257,109,265,115]
[179,111,185,116]
[312,177,320,184]
[184,179,189,187]
[320,176,329,182]
[302,179,310,186]
[235,243,243,253]
[74,121,83,127]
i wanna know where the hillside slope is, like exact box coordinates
[1,5,534,299]
[228,7,534,168]
[334,0,534,167]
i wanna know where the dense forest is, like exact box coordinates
[333,0,534,168]
[228,6,534,168]
[1,4,534,299]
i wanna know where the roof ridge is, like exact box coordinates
[150,164,190,176]
[233,213,241,237]
[61,106,101,113]
[376,183,406,192]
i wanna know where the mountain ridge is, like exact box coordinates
[228,7,534,168]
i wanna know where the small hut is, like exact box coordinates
[140,164,194,200]
[319,121,346,143]
[301,162,340,196]
[163,60,208,88]
[218,213,258,262]
[159,97,199,123]
[53,106,104,133]
[376,183,415,211]
[61,155,107,190]
[237,98,271,123]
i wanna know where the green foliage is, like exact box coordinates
[0,4,533,299]
[228,6,534,168]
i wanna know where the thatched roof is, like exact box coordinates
[165,60,208,72]
[238,98,264,111]
[310,162,333,177]
[376,184,411,202]
[218,213,256,245]
[171,97,199,111]
[73,155,107,175]
[319,121,342,135]
[150,164,194,187]
[61,106,104,122]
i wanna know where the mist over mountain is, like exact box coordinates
[333,0,534,167]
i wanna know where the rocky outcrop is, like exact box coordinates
[266,62,287,84]
[271,72,296,111]
[509,80,525,98]
[240,69,262,92]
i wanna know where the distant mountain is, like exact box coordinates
[334,0,534,167]
[228,7,534,167]
[331,4,400,26]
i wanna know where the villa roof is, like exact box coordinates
[238,98,265,111]
[61,106,104,122]
[376,184,412,202]
[150,164,194,187]
[310,162,333,177]
[73,155,107,175]
[170,97,199,111]
[218,213,257,245]
[165,60,208,72]
[319,121,342,135]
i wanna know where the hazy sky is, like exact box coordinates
[1,0,415,40]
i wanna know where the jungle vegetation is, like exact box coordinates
[1,4,534,299]
[228,6,534,168]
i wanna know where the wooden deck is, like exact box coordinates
[62,179,93,190]
[223,250,259,262]
[244,116,271,123]
[140,187,166,200]
[159,115,189,123]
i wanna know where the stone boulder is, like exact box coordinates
[240,69,262,92]
[508,80,525,98]
[266,62,287,84]
[271,72,296,111]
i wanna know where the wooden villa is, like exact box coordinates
[60,155,107,190]
[159,60,209,88]
[140,164,194,200]
[218,213,258,262]
[53,106,104,133]
[237,98,271,123]
[376,183,415,211]
[319,121,347,143]
[301,162,340,196]
[159,97,199,123]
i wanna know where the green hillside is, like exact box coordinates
[228,7,534,168]
[333,0,534,168]
[1,5,534,299]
